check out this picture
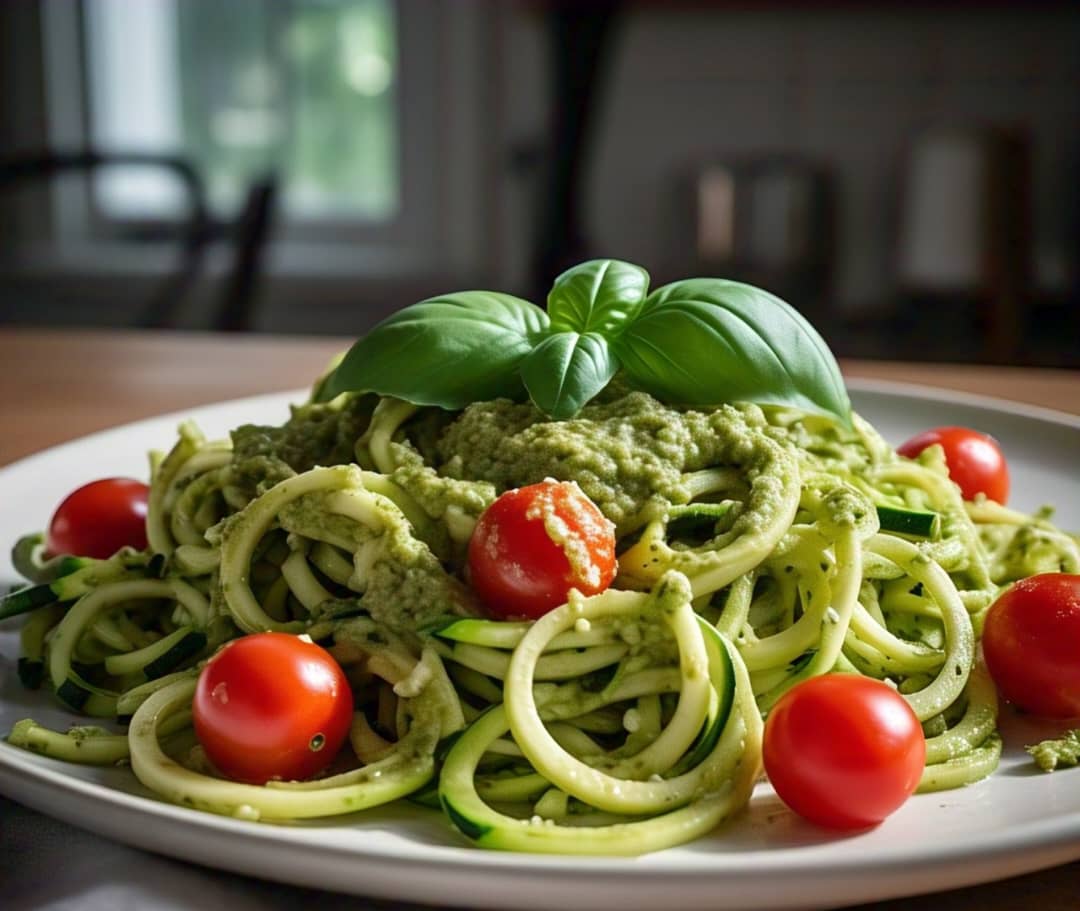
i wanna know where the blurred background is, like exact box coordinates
[0,0,1076,366]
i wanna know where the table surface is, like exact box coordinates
[1,327,1078,911]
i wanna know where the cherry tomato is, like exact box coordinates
[981,573,1080,719]
[46,477,150,559]
[762,675,926,830]
[467,480,617,620]
[192,633,354,784]
[896,426,1009,504]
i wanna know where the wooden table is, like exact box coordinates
[3,328,1080,468]
[1,327,1078,911]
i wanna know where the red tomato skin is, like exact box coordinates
[192,633,354,785]
[896,426,1009,504]
[46,477,150,559]
[467,481,617,620]
[762,675,926,830]
[981,574,1080,719]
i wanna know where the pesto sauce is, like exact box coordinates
[1027,729,1080,772]
[274,479,477,629]
[389,443,496,522]
[216,388,802,634]
[981,522,1077,584]
[231,394,376,476]
[435,391,769,535]
[225,395,377,502]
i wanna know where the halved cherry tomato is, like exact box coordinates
[896,426,1009,504]
[981,573,1080,719]
[46,477,150,559]
[467,480,617,620]
[192,632,354,784]
[762,675,926,830]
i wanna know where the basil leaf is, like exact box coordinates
[548,259,649,336]
[613,279,852,426]
[520,332,618,421]
[318,292,549,407]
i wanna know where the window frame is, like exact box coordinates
[34,0,492,282]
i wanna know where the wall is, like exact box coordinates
[497,5,1079,315]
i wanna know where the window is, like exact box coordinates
[35,0,490,282]
[84,0,399,222]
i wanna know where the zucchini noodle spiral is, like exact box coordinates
[5,384,1078,854]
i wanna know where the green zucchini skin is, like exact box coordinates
[0,582,60,619]
[876,504,941,539]
[104,628,208,680]
[0,550,154,620]
[667,502,732,539]
[56,678,92,712]
[143,630,208,679]
[17,658,45,690]
[668,618,735,775]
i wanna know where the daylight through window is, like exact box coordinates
[84,0,399,221]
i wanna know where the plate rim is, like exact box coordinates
[844,376,1080,429]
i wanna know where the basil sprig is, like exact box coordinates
[319,259,852,426]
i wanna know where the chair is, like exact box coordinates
[0,150,277,331]
[894,127,1031,362]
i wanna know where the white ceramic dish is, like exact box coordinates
[1,380,1078,911]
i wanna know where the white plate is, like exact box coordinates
[1,381,1079,911]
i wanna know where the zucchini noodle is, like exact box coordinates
[5,379,1077,854]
